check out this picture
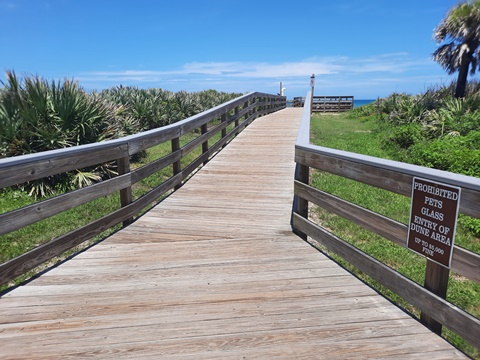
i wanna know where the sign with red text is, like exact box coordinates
[407,177,461,268]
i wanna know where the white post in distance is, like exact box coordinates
[310,74,315,114]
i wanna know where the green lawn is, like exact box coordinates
[309,112,479,358]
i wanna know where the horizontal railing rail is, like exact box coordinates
[291,91,480,349]
[292,97,305,107]
[0,92,286,287]
[292,96,354,112]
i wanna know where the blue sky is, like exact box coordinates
[0,0,466,99]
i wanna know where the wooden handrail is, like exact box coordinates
[291,91,480,348]
[292,95,354,112]
[0,92,286,287]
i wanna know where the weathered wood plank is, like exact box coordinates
[0,173,182,286]
[294,180,480,283]
[0,173,131,236]
[117,156,133,226]
[0,93,282,286]
[292,213,480,349]
[0,143,129,189]
[126,125,180,155]
[130,151,180,184]
[294,180,406,244]
[0,108,466,359]
[294,98,479,342]
[295,145,480,218]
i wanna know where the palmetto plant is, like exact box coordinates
[433,1,480,98]
[100,87,174,129]
[383,94,427,126]
[369,83,480,160]
[0,71,131,197]
[100,86,243,131]
[1,71,242,197]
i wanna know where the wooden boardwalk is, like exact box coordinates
[0,108,467,359]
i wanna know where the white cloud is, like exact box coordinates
[84,53,430,80]
[77,53,446,98]
[181,61,340,78]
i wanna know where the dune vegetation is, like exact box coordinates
[309,82,479,357]
[0,70,242,197]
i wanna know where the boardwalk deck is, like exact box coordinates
[0,108,466,359]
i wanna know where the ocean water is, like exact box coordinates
[354,99,376,108]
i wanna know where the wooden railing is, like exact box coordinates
[0,92,286,287]
[292,96,354,112]
[291,91,480,349]
[292,97,304,108]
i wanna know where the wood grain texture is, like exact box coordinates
[0,173,132,236]
[0,108,466,359]
[292,213,480,349]
[295,145,480,218]
[0,92,284,285]
[294,180,480,284]
[0,143,129,189]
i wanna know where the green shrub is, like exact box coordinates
[371,85,480,182]
[459,215,480,238]
[386,123,424,150]
[409,131,480,177]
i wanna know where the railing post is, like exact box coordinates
[310,74,315,115]
[201,123,209,165]
[220,114,227,148]
[234,105,240,135]
[248,97,256,125]
[117,156,134,226]
[293,163,309,240]
[420,260,450,335]
[242,100,249,131]
[243,100,248,127]
[171,137,181,190]
[293,88,312,240]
